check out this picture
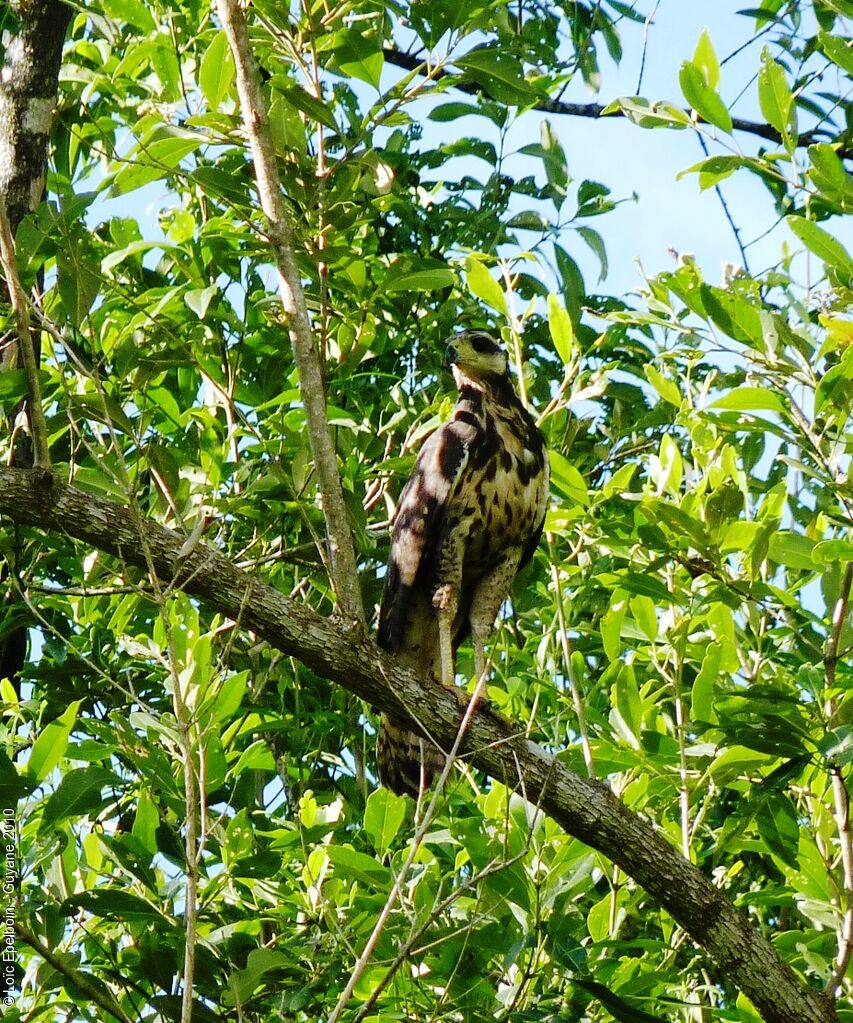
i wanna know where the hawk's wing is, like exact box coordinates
[378,416,477,653]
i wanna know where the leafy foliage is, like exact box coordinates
[1,0,852,1021]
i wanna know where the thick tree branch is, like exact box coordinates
[0,466,837,1023]
[0,0,72,233]
[382,46,849,157]
[216,0,365,628]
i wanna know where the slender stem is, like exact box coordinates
[547,535,595,778]
[0,195,50,468]
[825,562,853,996]
[327,673,489,1023]
[355,849,527,1020]
[500,261,528,409]
[698,134,750,274]
[15,922,135,1023]
[216,0,365,628]
[164,615,200,1023]
[827,769,853,996]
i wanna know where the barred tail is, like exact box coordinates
[377,715,445,798]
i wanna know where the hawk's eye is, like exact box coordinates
[470,334,494,354]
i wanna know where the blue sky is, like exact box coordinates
[393,2,850,299]
[93,4,850,308]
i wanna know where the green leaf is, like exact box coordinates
[464,256,507,315]
[102,0,156,32]
[678,61,732,133]
[539,119,569,207]
[384,257,455,293]
[40,766,118,831]
[227,949,290,1004]
[455,48,540,107]
[0,747,36,806]
[691,644,721,723]
[273,81,338,131]
[109,131,204,195]
[576,225,608,281]
[572,977,666,1023]
[629,595,656,641]
[547,293,575,366]
[199,30,234,111]
[755,793,800,868]
[768,532,817,571]
[324,845,391,890]
[693,28,721,90]
[617,572,675,604]
[549,450,589,506]
[643,365,681,407]
[332,29,383,89]
[614,663,642,742]
[28,700,82,783]
[606,95,691,130]
[428,102,485,122]
[600,599,625,663]
[818,32,853,76]
[807,144,853,213]
[678,155,745,190]
[786,216,853,272]
[68,393,136,435]
[363,788,406,854]
[757,48,796,146]
[0,368,49,403]
[185,285,218,319]
[700,286,764,347]
[813,539,853,563]
[61,888,164,920]
[709,387,784,413]
[193,166,254,207]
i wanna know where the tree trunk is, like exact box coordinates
[0,0,72,690]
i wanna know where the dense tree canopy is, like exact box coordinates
[0,1,852,1022]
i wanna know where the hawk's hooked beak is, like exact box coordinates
[445,342,459,366]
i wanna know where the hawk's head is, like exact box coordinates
[446,331,508,384]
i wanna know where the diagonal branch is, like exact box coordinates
[0,465,838,1023]
[216,0,365,628]
[14,922,135,1023]
[382,46,850,158]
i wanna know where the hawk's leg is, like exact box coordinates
[469,549,523,681]
[432,582,458,687]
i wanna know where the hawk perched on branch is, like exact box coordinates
[377,330,549,797]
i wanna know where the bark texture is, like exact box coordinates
[0,466,838,1023]
[0,0,72,691]
[0,0,72,234]
[216,0,365,629]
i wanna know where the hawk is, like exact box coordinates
[376,330,549,797]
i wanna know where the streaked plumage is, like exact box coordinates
[377,331,549,797]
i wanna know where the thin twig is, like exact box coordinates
[354,848,527,1019]
[697,134,750,275]
[635,0,660,95]
[327,674,489,1023]
[216,0,365,629]
[15,922,135,1023]
[0,195,50,468]
[381,46,848,157]
[826,561,853,996]
[547,535,595,778]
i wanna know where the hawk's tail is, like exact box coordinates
[377,715,445,798]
